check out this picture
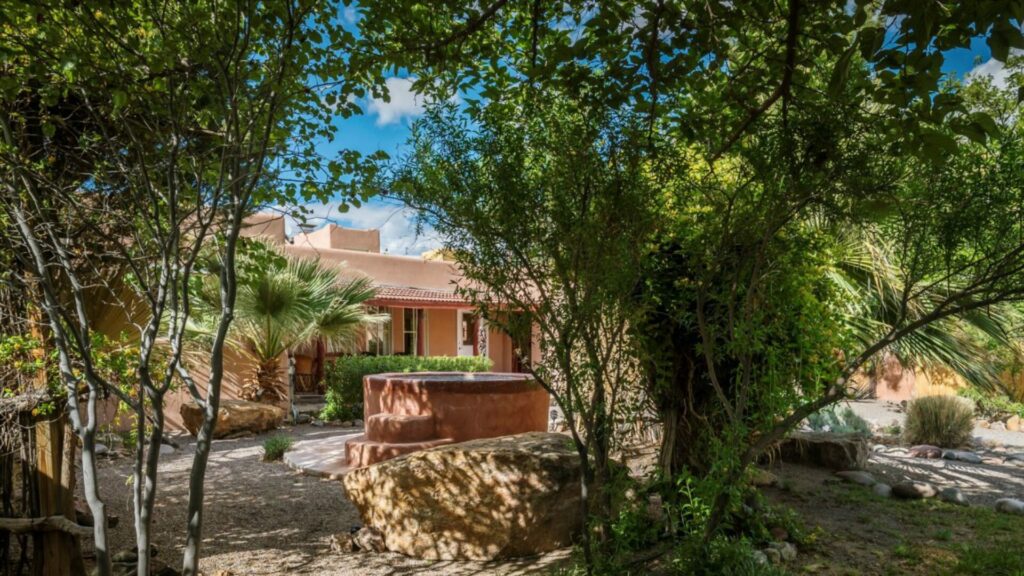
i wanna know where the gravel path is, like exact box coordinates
[85,424,570,575]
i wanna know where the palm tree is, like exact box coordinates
[190,239,381,401]
[825,225,1021,392]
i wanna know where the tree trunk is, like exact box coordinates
[134,391,165,576]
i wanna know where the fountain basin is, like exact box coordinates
[344,371,549,468]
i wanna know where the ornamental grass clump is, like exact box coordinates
[903,395,975,448]
[262,435,294,462]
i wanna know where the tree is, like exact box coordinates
[190,239,380,402]
[1,1,375,574]
[355,0,1024,555]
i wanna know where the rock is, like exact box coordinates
[353,418,364,427]
[992,421,1007,431]
[180,400,284,439]
[95,443,110,456]
[770,541,798,562]
[941,450,982,464]
[978,420,991,429]
[342,432,583,560]
[329,532,357,553]
[339,420,353,427]
[776,432,868,471]
[939,487,968,506]
[872,444,887,452]
[835,470,876,486]
[892,481,937,500]
[750,468,778,487]
[908,445,942,459]
[752,550,768,565]
[159,444,175,456]
[352,526,386,552]
[1006,453,1024,467]
[764,547,781,564]
[995,498,1024,515]
[872,483,892,498]
[769,525,789,542]
[1008,415,1022,432]
[311,419,325,427]
[112,550,137,563]
[295,413,312,424]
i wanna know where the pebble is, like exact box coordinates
[942,450,982,464]
[994,498,1024,515]
[938,486,968,506]
[872,483,892,498]
[768,541,798,562]
[835,470,876,486]
[908,445,942,459]
[892,481,937,499]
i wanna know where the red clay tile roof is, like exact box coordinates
[366,286,469,308]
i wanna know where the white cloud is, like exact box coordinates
[966,49,1023,89]
[278,201,442,256]
[342,5,359,24]
[366,77,459,126]
[368,77,428,126]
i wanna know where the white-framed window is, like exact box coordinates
[403,308,419,356]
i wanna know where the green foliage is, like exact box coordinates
[261,435,293,462]
[903,396,976,448]
[958,387,1024,420]
[320,355,492,421]
[190,239,381,401]
[805,406,871,436]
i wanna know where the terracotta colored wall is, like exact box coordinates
[392,308,405,354]
[852,354,967,402]
[488,327,513,372]
[427,309,458,357]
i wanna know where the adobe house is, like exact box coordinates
[240,213,541,396]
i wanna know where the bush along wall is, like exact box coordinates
[320,355,494,421]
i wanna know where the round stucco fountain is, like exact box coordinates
[344,372,549,468]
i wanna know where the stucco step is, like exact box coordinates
[344,435,454,468]
[366,413,436,443]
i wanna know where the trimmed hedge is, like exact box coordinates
[320,355,493,421]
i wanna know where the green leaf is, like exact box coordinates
[828,45,856,97]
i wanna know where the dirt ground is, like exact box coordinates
[762,462,1024,576]
[84,424,571,575]
[73,423,1024,576]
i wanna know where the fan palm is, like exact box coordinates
[825,226,1020,392]
[190,240,381,401]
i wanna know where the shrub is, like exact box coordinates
[806,406,871,436]
[320,355,493,421]
[957,387,1024,420]
[903,395,975,447]
[262,435,293,461]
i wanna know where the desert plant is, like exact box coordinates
[262,435,294,461]
[320,355,492,421]
[903,396,975,448]
[192,240,382,402]
[806,406,872,436]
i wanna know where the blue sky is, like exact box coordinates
[285,26,1008,257]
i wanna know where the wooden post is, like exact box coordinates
[34,414,74,575]
[27,274,79,576]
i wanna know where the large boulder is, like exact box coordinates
[180,400,284,439]
[776,432,868,471]
[342,431,582,560]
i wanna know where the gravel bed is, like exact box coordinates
[82,424,569,575]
